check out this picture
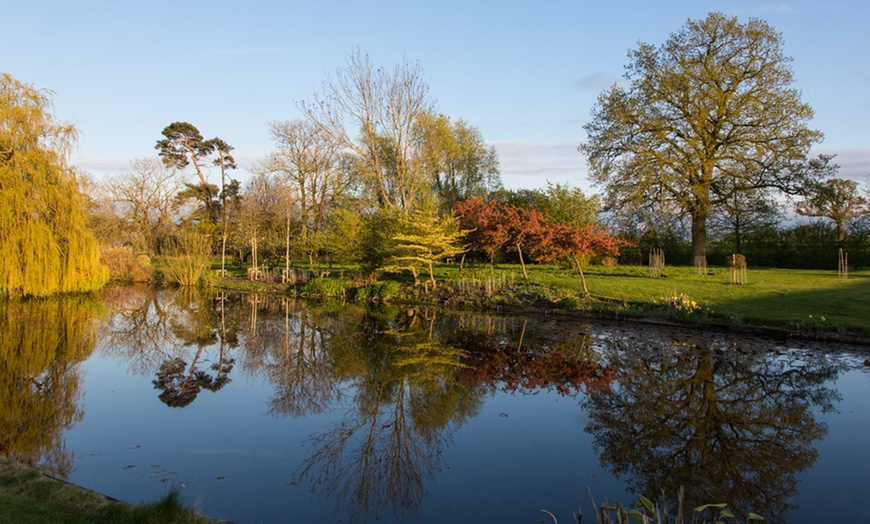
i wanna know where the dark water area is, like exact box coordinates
[2,285,870,523]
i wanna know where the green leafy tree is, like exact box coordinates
[384,208,466,287]
[539,182,600,228]
[0,73,108,296]
[415,112,501,214]
[581,12,824,268]
[796,176,869,243]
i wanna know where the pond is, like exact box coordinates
[2,286,870,523]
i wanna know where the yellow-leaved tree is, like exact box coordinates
[0,73,108,296]
[385,208,466,288]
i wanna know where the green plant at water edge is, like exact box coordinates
[540,488,764,524]
[356,280,401,299]
[300,277,352,297]
[556,296,581,310]
[162,231,212,287]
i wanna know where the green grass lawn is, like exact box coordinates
[0,459,225,524]
[432,263,870,333]
[205,258,869,334]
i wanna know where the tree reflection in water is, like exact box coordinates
[99,285,235,408]
[90,287,841,522]
[0,295,103,476]
[243,298,340,418]
[297,306,484,522]
[583,333,840,523]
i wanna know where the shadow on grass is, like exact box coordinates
[710,273,870,333]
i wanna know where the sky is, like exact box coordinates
[4,1,869,193]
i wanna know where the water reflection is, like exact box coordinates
[3,287,851,523]
[0,295,103,475]
[295,306,481,521]
[584,334,840,523]
[99,286,235,407]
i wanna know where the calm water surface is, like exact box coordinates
[3,285,870,523]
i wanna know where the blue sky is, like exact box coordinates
[5,1,869,192]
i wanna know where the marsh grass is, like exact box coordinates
[0,459,223,523]
[162,233,212,287]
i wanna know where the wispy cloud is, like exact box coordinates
[201,46,292,56]
[574,72,623,92]
[818,148,870,182]
[493,139,584,175]
[752,3,803,14]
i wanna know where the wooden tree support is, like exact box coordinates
[649,249,665,278]
[839,248,849,279]
[729,254,748,285]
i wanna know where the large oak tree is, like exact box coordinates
[581,13,823,267]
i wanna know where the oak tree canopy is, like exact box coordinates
[581,12,824,267]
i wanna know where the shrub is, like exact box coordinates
[301,277,352,297]
[100,246,154,282]
[162,232,211,287]
[556,296,581,309]
[356,280,401,300]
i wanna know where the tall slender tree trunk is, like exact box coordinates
[691,211,708,270]
[573,256,591,298]
[516,241,529,279]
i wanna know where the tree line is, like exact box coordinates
[3,13,869,296]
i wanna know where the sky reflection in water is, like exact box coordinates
[2,285,869,523]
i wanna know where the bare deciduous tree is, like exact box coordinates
[103,158,189,255]
[298,48,434,215]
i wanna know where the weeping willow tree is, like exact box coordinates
[0,73,108,296]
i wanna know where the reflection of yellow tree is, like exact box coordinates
[298,307,482,522]
[584,340,839,523]
[0,295,102,476]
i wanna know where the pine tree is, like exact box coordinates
[0,73,108,296]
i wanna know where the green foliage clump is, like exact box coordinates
[356,280,401,300]
[301,277,351,297]
[161,231,212,287]
[556,296,581,310]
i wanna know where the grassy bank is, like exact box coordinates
[202,260,870,334]
[0,459,227,524]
